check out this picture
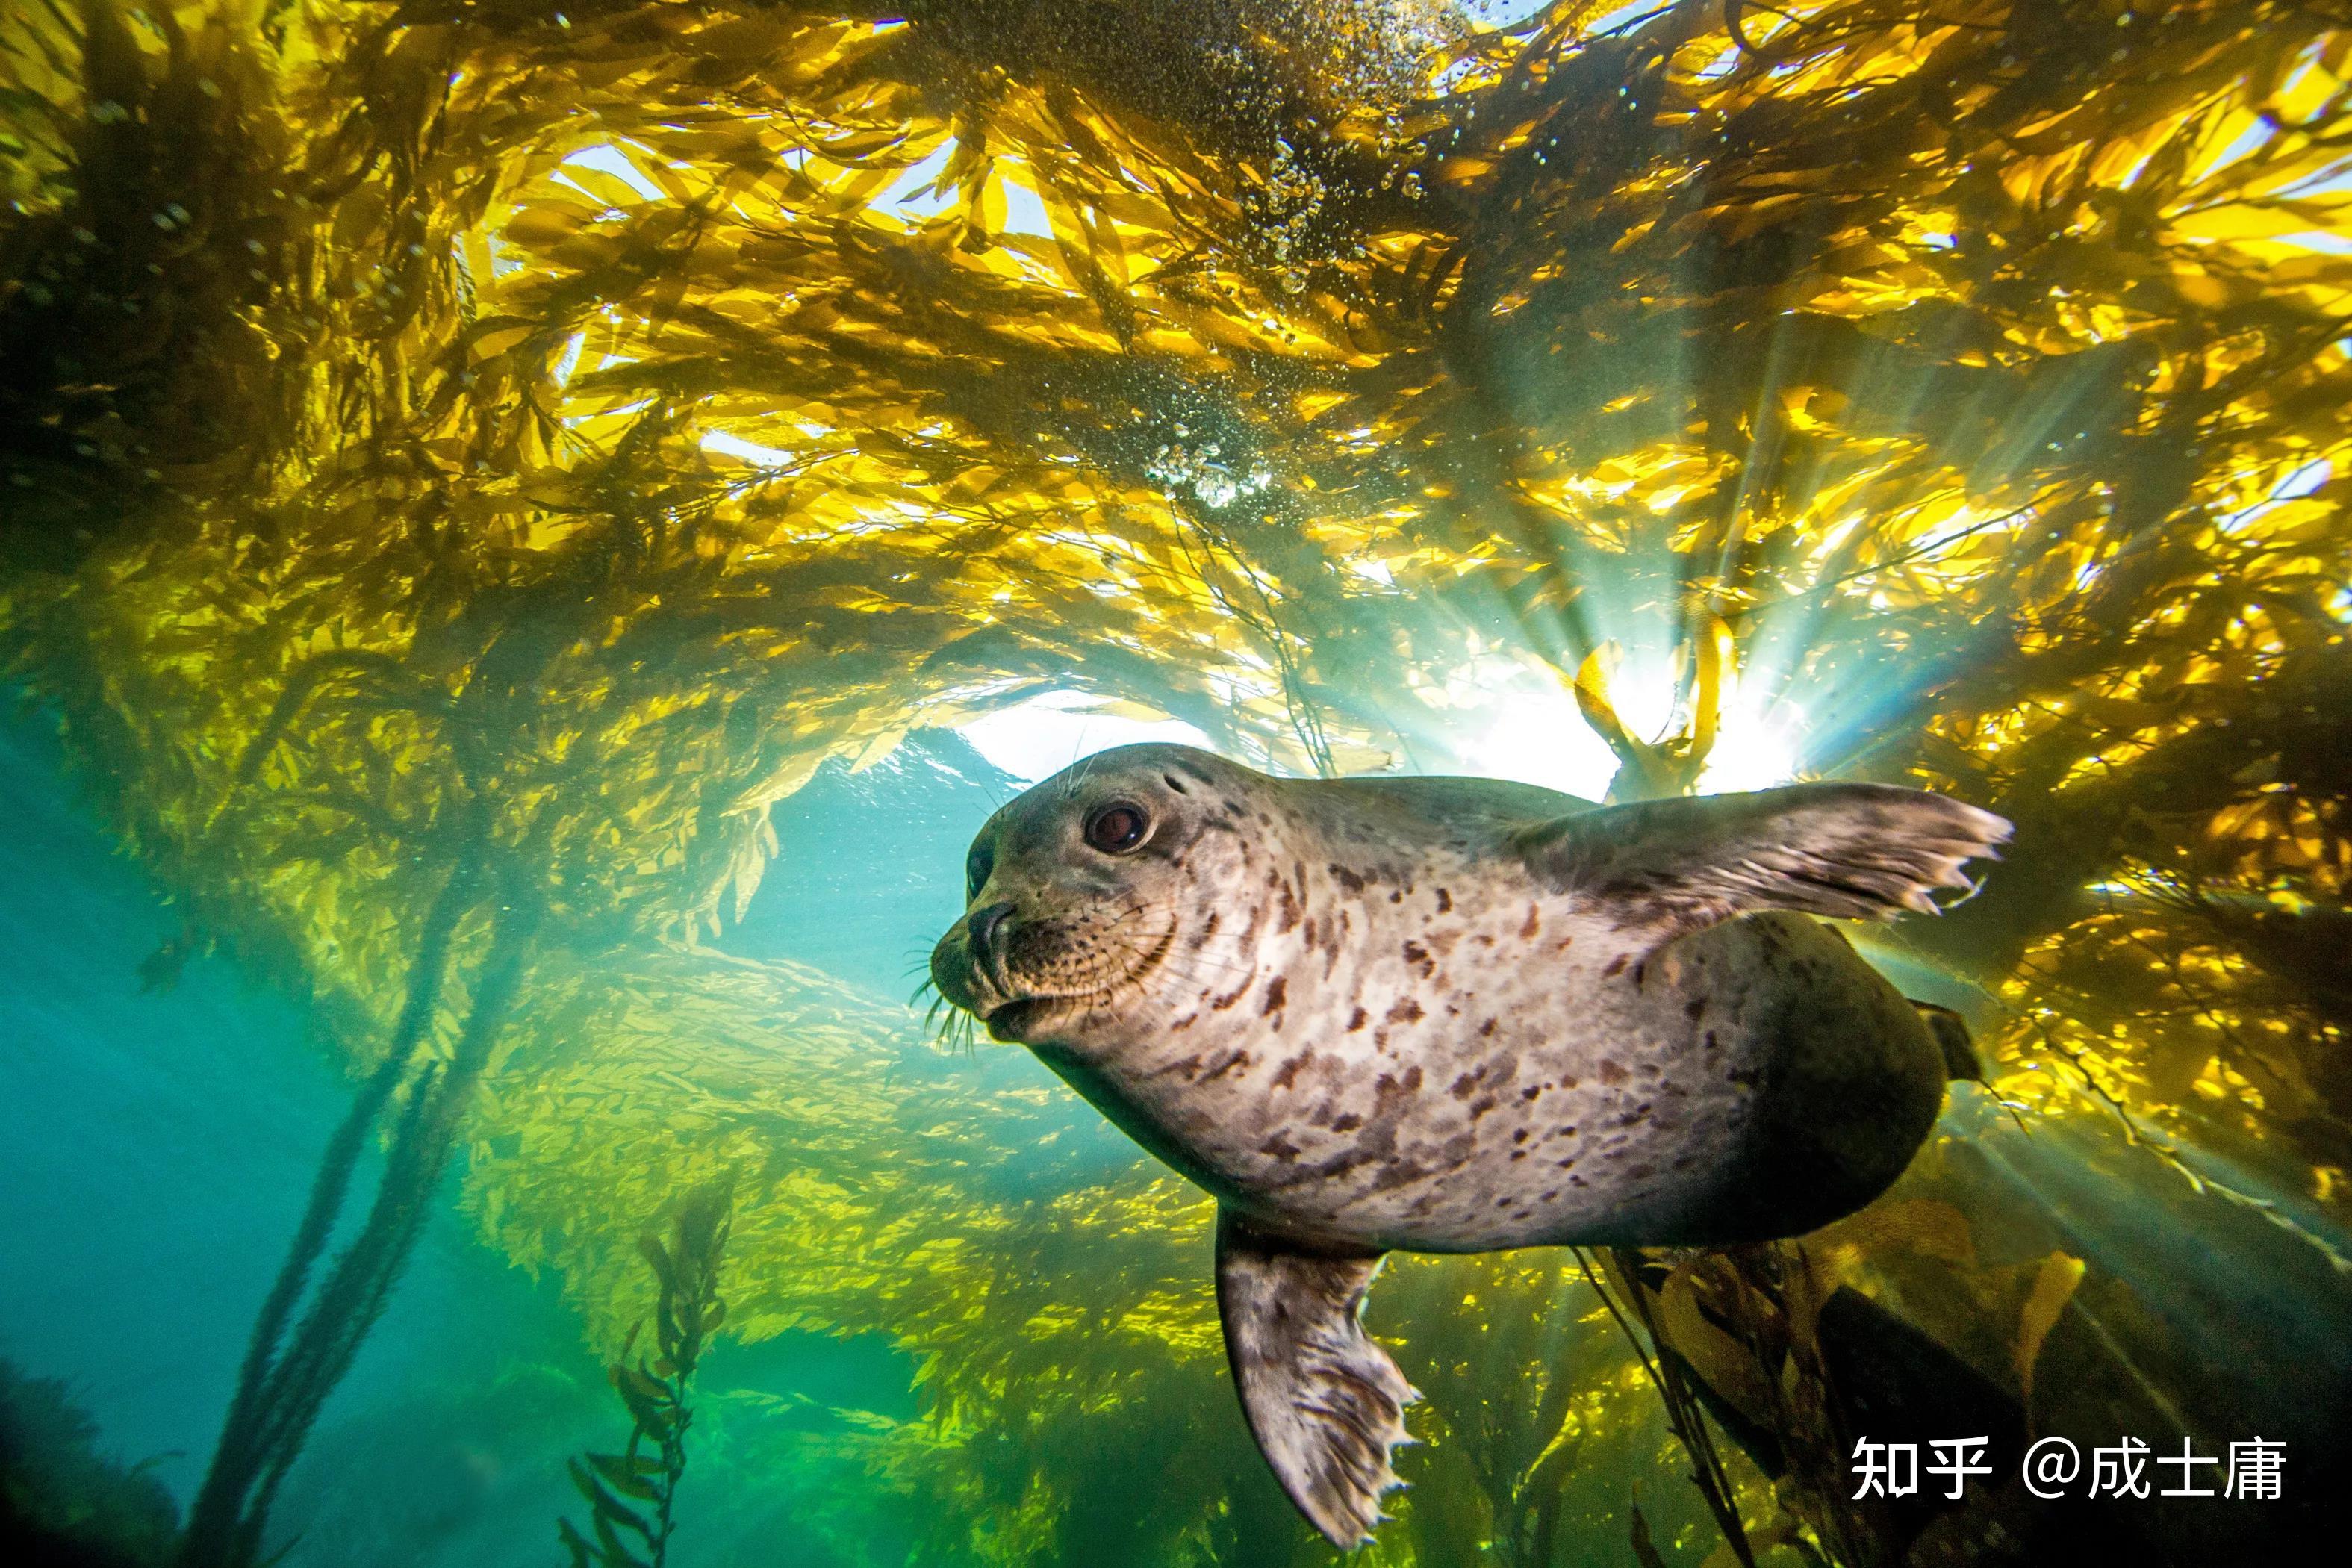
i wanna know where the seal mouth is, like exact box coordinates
[928,958,1065,1045]
[982,996,1052,1042]
[935,911,1179,1045]
[980,987,1126,1044]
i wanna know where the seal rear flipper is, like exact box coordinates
[1214,1210,1418,1549]
[1912,1001,1984,1082]
[1511,783,2010,951]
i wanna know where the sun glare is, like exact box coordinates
[1449,655,1808,803]
[1699,694,1807,795]
[1460,694,1625,801]
[956,690,1215,783]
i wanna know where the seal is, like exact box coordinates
[929,743,2009,1546]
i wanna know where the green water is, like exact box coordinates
[4,712,2348,1567]
[0,720,1169,1566]
[6,1,2352,1564]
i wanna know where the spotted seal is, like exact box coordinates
[928,742,2008,1546]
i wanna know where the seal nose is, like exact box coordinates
[965,900,1014,964]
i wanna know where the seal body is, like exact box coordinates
[943,758,1955,1253]
[929,743,2008,1548]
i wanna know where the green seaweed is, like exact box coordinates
[175,881,544,1568]
[558,1177,735,1568]
[0,2,2347,1563]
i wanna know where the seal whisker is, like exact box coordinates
[910,981,980,1057]
[1087,901,1251,982]
[1103,935,1249,984]
[1060,747,1105,805]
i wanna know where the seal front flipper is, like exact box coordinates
[1512,782,2011,951]
[1214,1209,1419,1548]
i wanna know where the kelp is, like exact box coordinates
[176,877,542,1568]
[558,1176,735,1568]
[4,1,2351,1564]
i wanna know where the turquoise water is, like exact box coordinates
[0,721,962,1567]
[6,709,2350,1567]
[4,4,2351,1561]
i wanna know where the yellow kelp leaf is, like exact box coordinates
[1656,1259,1777,1426]
[2015,1252,2087,1416]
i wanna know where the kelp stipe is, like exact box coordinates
[176,847,543,1568]
[557,1177,735,1568]
[1580,1249,1762,1568]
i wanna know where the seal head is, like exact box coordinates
[930,747,1317,1190]
[930,742,2009,1547]
[930,748,1241,1050]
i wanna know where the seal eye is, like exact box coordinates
[965,841,995,900]
[1083,801,1150,855]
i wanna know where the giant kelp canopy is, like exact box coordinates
[3,1,2349,1565]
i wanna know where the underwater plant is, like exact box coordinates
[173,849,543,1568]
[558,1177,735,1568]
[0,1357,179,1568]
[1,1,2348,1563]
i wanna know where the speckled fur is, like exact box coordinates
[930,741,2009,1548]
[933,744,1985,1254]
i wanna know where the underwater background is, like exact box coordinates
[3,1,2351,1564]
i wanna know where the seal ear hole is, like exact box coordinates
[1163,774,1188,794]
[1084,800,1151,854]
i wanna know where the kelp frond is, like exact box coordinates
[3,3,2348,1564]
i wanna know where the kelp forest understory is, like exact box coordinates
[1,2,2349,1567]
